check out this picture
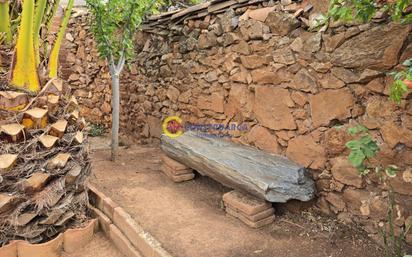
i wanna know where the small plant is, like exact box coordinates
[345,125,411,257]
[380,189,412,257]
[328,0,412,24]
[345,124,380,175]
[389,59,412,104]
[89,123,105,137]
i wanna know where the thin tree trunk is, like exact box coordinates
[110,68,120,161]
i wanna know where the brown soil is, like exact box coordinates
[89,140,382,257]
[62,232,124,257]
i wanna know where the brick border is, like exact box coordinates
[0,219,97,257]
[87,183,173,257]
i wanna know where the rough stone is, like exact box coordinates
[331,157,363,188]
[251,67,288,85]
[331,23,411,70]
[222,32,240,47]
[210,91,225,113]
[232,40,251,55]
[273,47,295,65]
[240,19,264,40]
[265,12,300,36]
[331,67,359,83]
[147,116,162,138]
[230,68,250,83]
[302,33,322,53]
[248,7,276,22]
[319,73,345,89]
[245,125,280,154]
[325,192,346,212]
[161,132,315,202]
[292,69,318,92]
[380,121,402,148]
[310,89,355,127]
[324,33,345,52]
[366,78,385,93]
[178,91,191,103]
[254,86,296,130]
[225,84,254,119]
[240,55,267,69]
[310,62,332,73]
[290,91,308,106]
[166,86,180,102]
[290,37,303,52]
[389,171,412,196]
[343,188,370,216]
[286,134,326,169]
[324,127,350,156]
[198,31,218,49]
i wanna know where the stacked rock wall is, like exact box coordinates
[63,2,412,242]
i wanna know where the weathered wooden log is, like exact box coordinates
[161,132,315,203]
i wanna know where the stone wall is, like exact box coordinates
[61,8,112,126]
[64,2,412,243]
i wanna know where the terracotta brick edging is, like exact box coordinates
[87,183,174,257]
[0,219,98,257]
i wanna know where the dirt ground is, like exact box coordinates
[89,140,382,257]
[62,232,124,257]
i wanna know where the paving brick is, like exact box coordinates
[226,205,274,222]
[109,224,142,257]
[113,207,154,257]
[87,183,106,210]
[162,155,189,171]
[162,165,194,183]
[90,206,112,235]
[161,163,193,176]
[223,190,272,216]
[226,207,275,228]
[152,245,174,257]
[102,197,119,220]
[113,207,139,238]
[112,206,172,257]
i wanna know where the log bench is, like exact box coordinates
[160,132,315,203]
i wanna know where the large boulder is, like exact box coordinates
[331,23,411,70]
[161,132,315,203]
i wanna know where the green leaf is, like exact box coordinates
[347,124,368,135]
[359,135,372,145]
[403,59,412,67]
[348,150,366,167]
[389,79,409,104]
[346,140,361,150]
